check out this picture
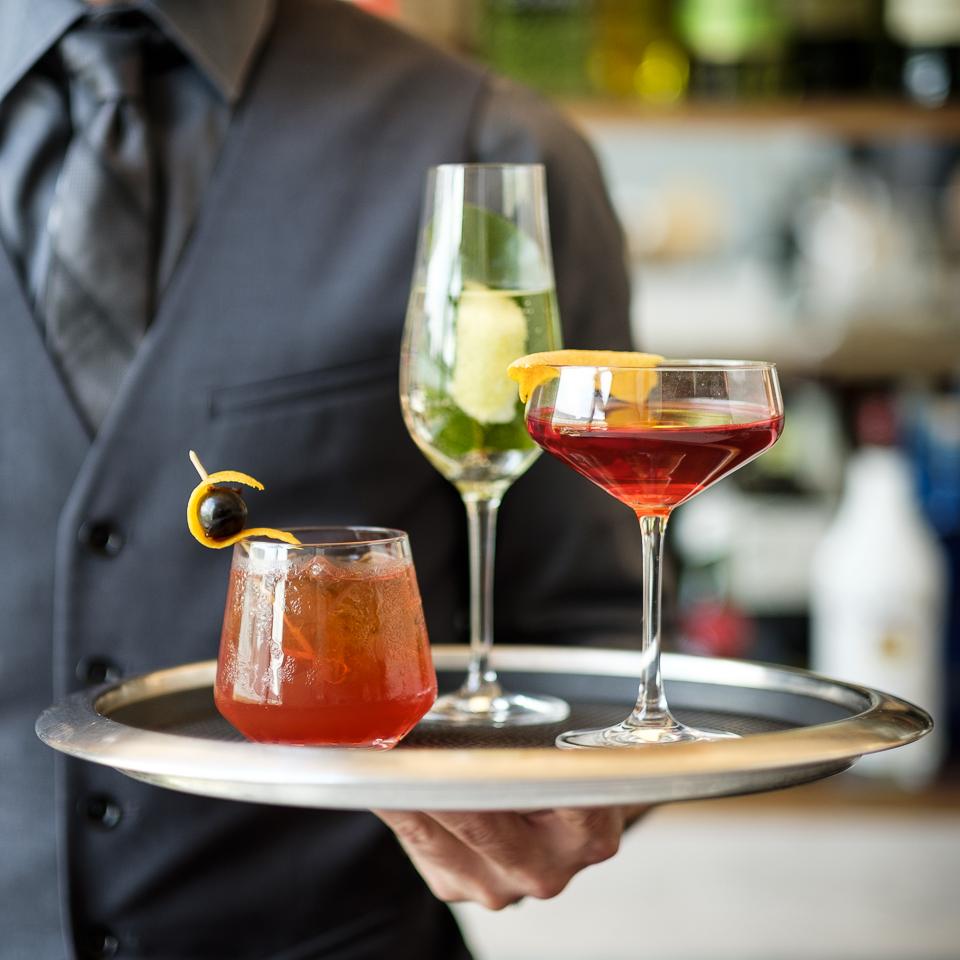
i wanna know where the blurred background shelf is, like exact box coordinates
[633,311,960,379]
[562,98,960,137]
[671,769,960,815]
[811,322,960,380]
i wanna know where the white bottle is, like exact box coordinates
[810,445,947,788]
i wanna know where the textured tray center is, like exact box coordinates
[402,706,792,749]
[107,672,801,749]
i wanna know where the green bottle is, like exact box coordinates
[590,0,690,103]
[679,0,789,99]
[481,0,591,96]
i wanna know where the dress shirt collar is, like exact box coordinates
[0,0,275,105]
[139,0,276,104]
[0,0,81,103]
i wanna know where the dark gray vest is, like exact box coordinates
[1,3,476,956]
[1,1,637,956]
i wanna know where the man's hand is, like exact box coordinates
[375,806,648,911]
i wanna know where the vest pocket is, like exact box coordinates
[209,355,398,420]
[199,350,427,526]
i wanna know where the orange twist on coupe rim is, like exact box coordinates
[507,349,665,403]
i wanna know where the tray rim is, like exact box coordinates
[36,645,932,792]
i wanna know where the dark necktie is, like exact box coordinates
[41,21,155,431]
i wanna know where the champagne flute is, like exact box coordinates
[400,163,569,726]
[523,358,784,747]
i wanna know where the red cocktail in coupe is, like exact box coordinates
[214,527,437,748]
[526,401,783,516]
[512,352,784,748]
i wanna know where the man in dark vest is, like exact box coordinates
[0,0,646,956]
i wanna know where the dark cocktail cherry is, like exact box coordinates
[198,486,248,540]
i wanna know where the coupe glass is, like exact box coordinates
[214,527,437,748]
[400,163,569,726]
[524,360,784,747]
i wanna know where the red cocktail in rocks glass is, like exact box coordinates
[215,527,437,748]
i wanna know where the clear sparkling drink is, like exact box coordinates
[401,285,560,499]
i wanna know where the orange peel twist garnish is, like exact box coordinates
[186,451,301,549]
[507,349,665,403]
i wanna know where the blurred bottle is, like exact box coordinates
[480,0,592,96]
[589,0,689,104]
[787,0,895,96]
[905,388,960,766]
[906,389,960,537]
[348,0,400,15]
[886,0,960,107]
[790,156,936,325]
[678,0,789,100]
[810,396,947,788]
[680,598,756,658]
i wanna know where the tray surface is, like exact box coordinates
[36,645,931,810]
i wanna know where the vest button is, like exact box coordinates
[80,794,123,830]
[82,928,120,958]
[78,520,124,557]
[76,657,122,686]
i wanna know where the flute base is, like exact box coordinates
[556,714,740,749]
[422,686,570,728]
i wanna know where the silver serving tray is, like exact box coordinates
[36,645,931,810]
